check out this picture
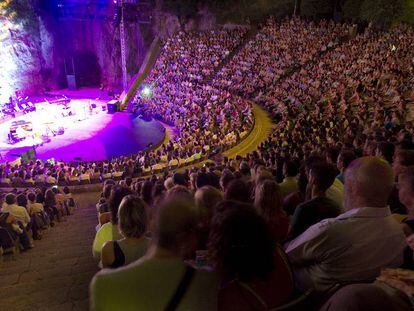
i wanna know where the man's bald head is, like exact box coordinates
[344,156,394,209]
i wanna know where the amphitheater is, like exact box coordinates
[1,1,414,311]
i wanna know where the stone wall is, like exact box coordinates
[0,17,46,102]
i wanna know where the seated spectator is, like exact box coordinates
[164,177,174,190]
[209,202,294,310]
[399,166,414,216]
[279,161,299,199]
[376,141,395,164]
[96,183,113,214]
[2,193,30,229]
[398,166,414,237]
[92,186,132,260]
[283,170,307,216]
[1,193,33,249]
[17,193,41,240]
[389,150,414,213]
[0,205,32,250]
[173,172,187,187]
[140,180,153,206]
[44,188,61,223]
[53,187,67,216]
[91,198,218,311]
[62,186,76,215]
[289,162,341,239]
[224,179,250,202]
[219,170,234,193]
[194,186,224,249]
[254,180,289,242]
[27,192,49,229]
[336,150,356,184]
[393,150,414,177]
[285,157,407,291]
[101,195,149,269]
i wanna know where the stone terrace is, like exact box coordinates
[0,192,100,311]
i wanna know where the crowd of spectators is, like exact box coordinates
[0,186,76,256]
[1,16,414,310]
[130,27,253,171]
[90,153,414,310]
[0,27,253,186]
[214,17,349,97]
[88,18,414,310]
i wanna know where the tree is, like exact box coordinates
[162,0,202,20]
[343,0,363,21]
[359,0,404,27]
[300,0,336,18]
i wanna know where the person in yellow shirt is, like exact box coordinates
[27,192,49,229]
[279,161,299,200]
[92,186,132,260]
[2,193,30,228]
[91,198,218,311]
[27,192,44,214]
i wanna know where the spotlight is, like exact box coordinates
[141,86,152,98]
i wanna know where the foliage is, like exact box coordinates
[210,0,294,24]
[400,0,414,25]
[342,0,363,21]
[300,0,335,18]
[160,0,413,27]
[162,0,202,20]
[359,0,404,27]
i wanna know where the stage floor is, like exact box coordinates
[0,92,165,162]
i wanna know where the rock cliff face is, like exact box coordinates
[0,10,148,101]
[0,17,46,102]
[53,18,147,90]
[0,1,222,102]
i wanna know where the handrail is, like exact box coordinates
[119,36,162,111]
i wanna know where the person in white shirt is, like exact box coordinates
[285,157,406,291]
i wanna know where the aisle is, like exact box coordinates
[0,192,100,311]
[224,104,274,158]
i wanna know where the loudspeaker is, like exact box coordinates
[107,100,119,114]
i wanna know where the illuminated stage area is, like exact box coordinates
[0,93,165,162]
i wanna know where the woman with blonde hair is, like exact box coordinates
[254,180,289,242]
[101,195,149,268]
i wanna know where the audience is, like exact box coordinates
[254,180,289,242]
[209,202,294,310]
[0,187,77,253]
[1,16,414,311]
[101,195,149,268]
[285,157,407,291]
[289,162,341,239]
[92,186,132,259]
[91,198,218,310]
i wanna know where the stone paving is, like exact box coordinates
[0,192,100,311]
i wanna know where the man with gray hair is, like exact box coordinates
[91,198,218,310]
[285,157,406,291]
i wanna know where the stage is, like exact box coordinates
[0,89,165,162]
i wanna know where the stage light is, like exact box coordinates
[141,86,152,98]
